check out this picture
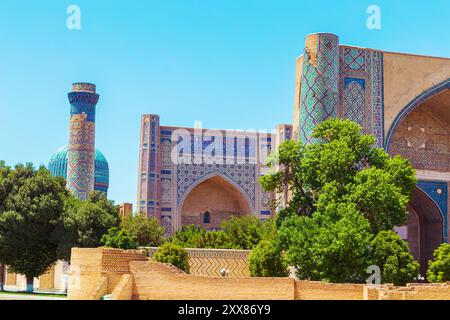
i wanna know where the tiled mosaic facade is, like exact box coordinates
[137,115,283,234]
[297,36,384,147]
[389,107,450,172]
[48,146,109,195]
[67,83,99,200]
[299,33,339,144]
[136,33,449,265]
[339,47,384,147]
[417,180,448,243]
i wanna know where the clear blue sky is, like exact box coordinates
[1,0,449,206]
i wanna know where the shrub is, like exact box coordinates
[100,227,138,250]
[279,205,374,283]
[121,214,165,247]
[427,243,450,283]
[248,240,288,277]
[153,242,190,273]
[221,216,276,250]
[171,217,276,250]
[370,231,419,286]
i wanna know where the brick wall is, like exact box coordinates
[68,248,450,300]
[129,260,294,300]
[146,247,250,277]
[68,248,146,300]
[295,281,364,300]
[367,283,450,300]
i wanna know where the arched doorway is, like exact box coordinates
[401,188,444,275]
[387,81,449,275]
[179,174,253,229]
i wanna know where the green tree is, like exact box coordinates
[0,162,67,292]
[427,243,450,283]
[57,191,120,260]
[260,118,416,233]
[171,225,232,249]
[171,218,275,250]
[370,231,419,286]
[121,213,165,247]
[221,216,276,250]
[100,227,138,250]
[261,119,417,283]
[248,240,288,277]
[278,204,373,283]
[153,242,190,273]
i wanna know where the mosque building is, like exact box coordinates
[40,33,450,275]
[137,33,450,274]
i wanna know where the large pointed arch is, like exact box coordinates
[177,171,255,213]
[407,187,444,275]
[385,78,450,152]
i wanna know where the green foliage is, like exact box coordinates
[0,162,67,288]
[153,242,190,273]
[248,240,288,277]
[345,168,410,233]
[221,216,275,250]
[100,227,138,250]
[427,243,450,283]
[370,231,419,286]
[260,118,416,233]
[278,205,373,283]
[121,213,165,247]
[171,217,276,250]
[57,191,120,260]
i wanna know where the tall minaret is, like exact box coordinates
[298,33,339,144]
[67,83,99,200]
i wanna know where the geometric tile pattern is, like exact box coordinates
[176,163,256,208]
[343,47,366,71]
[417,180,448,243]
[67,88,99,200]
[299,33,340,144]
[138,117,276,234]
[339,47,384,147]
[344,78,365,127]
[389,108,450,172]
[297,37,384,147]
[161,215,172,238]
[147,247,251,277]
[48,145,110,195]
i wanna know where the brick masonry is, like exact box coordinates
[146,247,251,277]
[68,248,450,300]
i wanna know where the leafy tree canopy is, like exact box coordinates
[0,162,67,290]
[57,191,120,260]
[278,204,373,283]
[121,213,165,247]
[259,119,418,283]
[261,118,416,233]
[171,216,276,250]
[100,227,138,250]
[427,243,450,283]
[370,231,419,286]
[248,239,288,277]
[153,242,190,273]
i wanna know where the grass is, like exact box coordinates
[0,290,67,298]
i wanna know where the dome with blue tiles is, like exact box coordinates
[48,145,109,195]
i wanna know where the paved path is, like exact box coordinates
[0,293,67,300]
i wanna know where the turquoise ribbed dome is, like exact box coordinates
[48,146,109,194]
